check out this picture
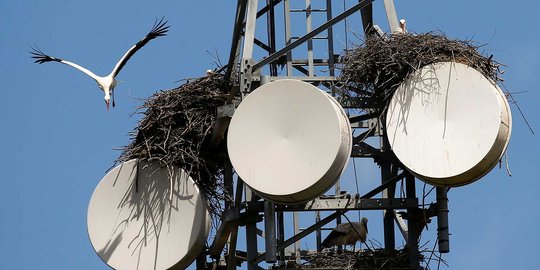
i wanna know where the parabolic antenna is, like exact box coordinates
[87,159,211,270]
[227,79,352,204]
[386,62,512,187]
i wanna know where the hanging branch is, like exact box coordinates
[116,72,232,224]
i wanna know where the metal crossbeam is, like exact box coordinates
[279,197,418,211]
[225,0,248,80]
[253,0,374,71]
[362,172,405,199]
[253,211,344,264]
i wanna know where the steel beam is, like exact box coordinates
[257,0,283,19]
[228,179,244,269]
[325,0,336,95]
[293,212,301,264]
[209,161,239,259]
[253,76,337,82]
[283,0,293,76]
[254,211,345,264]
[279,197,417,211]
[437,187,450,253]
[276,211,286,266]
[361,172,404,199]
[349,113,379,124]
[264,201,277,262]
[315,211,322,251]
[383,0,400,33]
[358,141,396,162]
[382,163,397,250]
[253,0,374,71]
[246,192,259,270]
[237,0,259,100]
[305,0,314,76]
[405,173,421,269]
[226,0,248,80]
[259,75,277,264]
[353,130,376,145]
[266,0,278,76]
[209,211,238,259]
[394,209,409,243]
[242,0,259,61]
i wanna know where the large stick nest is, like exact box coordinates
[117,72,232,222]
[302,249,422,269]
[338,32,504,110]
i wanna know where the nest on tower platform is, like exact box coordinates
[301,248,423,269]
[338,32,504,110]
[117,72,232,222]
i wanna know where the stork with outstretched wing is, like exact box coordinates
[31,17,170,110]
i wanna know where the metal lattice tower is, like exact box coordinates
[207,1,451,269]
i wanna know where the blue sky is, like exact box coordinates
[1,1,538,269]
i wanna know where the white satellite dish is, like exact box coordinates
[227,79,352,204]
[386,62,512,187]
[87,159,211,270]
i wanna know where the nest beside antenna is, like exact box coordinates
[338,32,505,110]
[117,72,232,222]
[301,248,425,269]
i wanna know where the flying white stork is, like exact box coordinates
[31,17,170,110]
[321,217,368,251]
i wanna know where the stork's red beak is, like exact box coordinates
[105,100,110,111]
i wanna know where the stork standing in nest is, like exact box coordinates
[31,18,169,111]
[321,217,368,252]
[399,18,407,33]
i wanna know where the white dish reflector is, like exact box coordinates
[227,79,352,204]
[87,159,211,270]
[386,62,512,187]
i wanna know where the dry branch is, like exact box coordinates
[117,72,232,223]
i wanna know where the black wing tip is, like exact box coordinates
[29,46,59,64]
[150,16,170,37]
[320,238,332,249]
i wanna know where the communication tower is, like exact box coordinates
[210,1,448,269]
[87,1,512,269]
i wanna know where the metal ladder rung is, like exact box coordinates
[282,0,336,80]
[290,8,327,13]
[301,227,334,231]
[291,59,331,66]
[291,36,328,40]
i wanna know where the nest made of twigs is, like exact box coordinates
[117,72,232,222]
[302,249,421,269]
[338,32,504,110]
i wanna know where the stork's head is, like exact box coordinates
[361,217,368,234]
[399,19,406,33]
[104,93,111,111]
[97,84,110,111]
[97,77,116,111]
[361,217,368,225]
